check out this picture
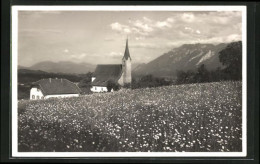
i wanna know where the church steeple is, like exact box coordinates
[123,37,131,60]
[122,37,132,85]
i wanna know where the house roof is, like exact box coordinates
[32,78,81,95]
[92,64,123,86]
[123,38,131,60]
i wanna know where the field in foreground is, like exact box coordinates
[18,81,242,152]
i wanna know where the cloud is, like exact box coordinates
[108,52,123,58]
[133,20,154,32]
[181,13,195,23]
[110,16,174,38]
[135,36,145,40]
[111,22,127,31]
[224,34,241,42]
[70,53,87,60]
[110,11,242,47]
[183,27,201,35]
[155,21,172,29]
[110,22,132,34]
[64,49,69,53]
[131,43,161,49]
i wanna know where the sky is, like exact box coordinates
[18,10,242,66]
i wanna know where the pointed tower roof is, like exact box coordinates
[123,38,131,60]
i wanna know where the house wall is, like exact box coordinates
[90,86,108,92]
[30,87,44,100]
[45,94,79,99]
[91,77,96,82]
[30,87,80,100]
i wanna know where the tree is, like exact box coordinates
[107,80,120,92]
[195,64,209,83]
[176,70,196,84]
[78,72,93,94]
[219,41,242,80]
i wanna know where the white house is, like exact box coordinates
[91,38,132,92]
[30,78,81,100]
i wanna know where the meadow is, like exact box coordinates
[18,81,242,152]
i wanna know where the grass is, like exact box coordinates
[18,81,242,152]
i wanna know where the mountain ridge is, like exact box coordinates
[19,61,96,74]
[133,42,237,78]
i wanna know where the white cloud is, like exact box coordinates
[110,16,175,38]
[135,36,145,40]
[109,52,123,57]
[64,49,69,53]
[225,34,241,42]
[155,21,172,28]
[184,27,192,30]
[123,28,131,33]
[166,18,174,23]
[181,13,195,23]
[110,22,132,34]
[110,22,127,31]
[133,20,154,32]
[110,11,242,49]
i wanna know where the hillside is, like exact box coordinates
[133,42,231,77]
[22,61,96,74]
[18,69,88,84]
[18,81,242,152]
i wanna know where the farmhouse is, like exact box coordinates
[30,78,81,100]
[91,39,132,92]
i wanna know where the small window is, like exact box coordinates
[37,88,40,92]
[32,95,35,99]
[95,87,97,90]
[41,96,44,99]
[101,87,103,91]
[37,96,39,99]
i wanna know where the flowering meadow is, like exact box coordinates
[18,81,242,152]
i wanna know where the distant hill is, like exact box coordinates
[132,62,145,71]
[18,69,88,84]
[22,61,96,74]
[18,65,29,69]
[133,42,231,78]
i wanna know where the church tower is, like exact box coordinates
[122,38,132,85]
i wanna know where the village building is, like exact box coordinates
[91,39,132,92]
[30,78,81,100]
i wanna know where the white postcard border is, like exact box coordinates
[11,5,247,157]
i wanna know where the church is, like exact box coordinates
[90,39,132,92]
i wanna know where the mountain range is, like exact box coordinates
[18,42,240,77]
[19,61,96,74]
[133,42,230,78]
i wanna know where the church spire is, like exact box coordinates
[123,37,131,60]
